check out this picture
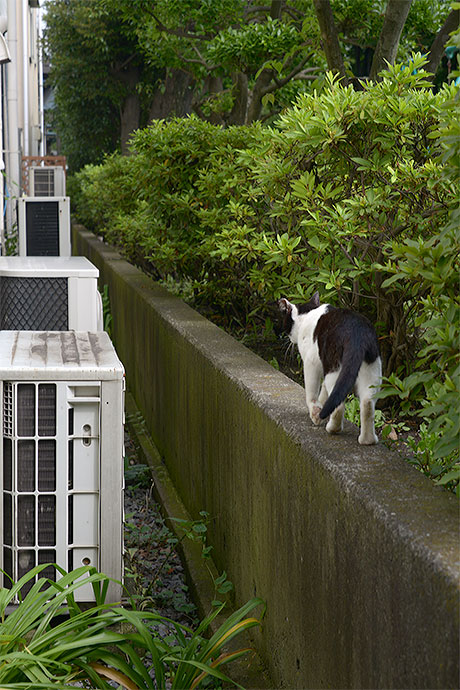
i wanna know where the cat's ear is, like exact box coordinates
[278,298,292,315]
[311,291,320,308]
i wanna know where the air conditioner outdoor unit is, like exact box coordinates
[17,197,71,257]
[0,256,103,331]
[29,166,66,197]
[0,330,125,603]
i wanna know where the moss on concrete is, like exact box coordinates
[73,226,460,690]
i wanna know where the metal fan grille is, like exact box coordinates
[2,383,58,595]
[32,169,55,196]
[25,200,60,256]
[0,276,68,330]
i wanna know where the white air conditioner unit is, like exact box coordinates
[17,197,71,257]
[0,330,124,603]
[29,166,66,197]
[0,257,103,331]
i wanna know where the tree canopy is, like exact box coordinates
[43,0,457,170]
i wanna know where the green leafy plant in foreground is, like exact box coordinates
[0,564,264,689]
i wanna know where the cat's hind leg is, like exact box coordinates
[357,398,378,445]
[304,365,323,425]
[355,359,381,445]
[326,403,344,434]
[322,370,344,434]
[311,382,328,425]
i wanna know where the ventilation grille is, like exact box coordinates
[0,277,68,330]
[2,381,103,601]
[3,383,58,597]
[3,383,13,436]
[32,169,55,196]
[25,201,60,256]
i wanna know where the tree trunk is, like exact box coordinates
[425,9,460,80]
[244,0,284,123]
[246,70,273,123]
[114,63,142,155]
[202,75,225,125]
[149,69,194,121]
[228,72,249,125]
[312,0,347,82]
[369,0,413,80]
[120,93,141,155]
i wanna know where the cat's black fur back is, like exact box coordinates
[313,307,380,419]
[278,293,382,443]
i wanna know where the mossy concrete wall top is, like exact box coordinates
[74,226,459,690]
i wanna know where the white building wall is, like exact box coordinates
[2,0,43,248]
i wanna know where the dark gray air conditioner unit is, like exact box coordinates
[17,197,71,257]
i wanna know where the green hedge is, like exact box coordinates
[72,55,459,491]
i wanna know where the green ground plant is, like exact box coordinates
[0,564,264,689]
[72,54,459,492]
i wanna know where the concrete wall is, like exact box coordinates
[74,226,459,690]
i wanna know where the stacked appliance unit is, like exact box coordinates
[0,330,124,603]
[0,257,103,332]
[29,166,66,198]
[17,197,71,257]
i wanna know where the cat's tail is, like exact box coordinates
[319,347,364,420]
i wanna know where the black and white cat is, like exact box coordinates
[278,292,382,445]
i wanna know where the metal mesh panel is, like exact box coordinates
[68,495,73,544]
[38,552,57,584]
[17,385,35,437]
[18,440,35,492]
[38,440,56,491]
[38,495,56,546]
[3,549,12,586]
[17,495,35,546]
[3,494,12,545]
[3,382,59,597]
[25,200,60,256]
[3,383,13,436]
[3,439,12,492]
[18,550,35,596]
[38,384,56,436]
[32,169,55,196]
[0,277,68,330]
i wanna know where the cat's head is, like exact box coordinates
[278,291,321,339]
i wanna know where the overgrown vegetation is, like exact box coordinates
[43,0,455,170]
[124,461,234,618]
[72,56,459,493]
[0,564,264,688]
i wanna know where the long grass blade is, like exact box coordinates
[204,618,261,662]
[190,648,253,690]
[167,656,245,690]
[90,662,140,690]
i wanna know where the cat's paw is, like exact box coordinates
[310,405,323,426]
[326,419,343,434]
[358,432,378,445]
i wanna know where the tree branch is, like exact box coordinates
[263,51,315,94]
[149,10,212,42]
[425,9,460,80]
